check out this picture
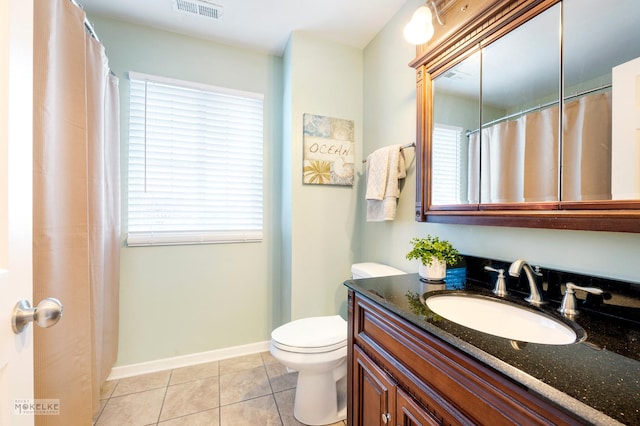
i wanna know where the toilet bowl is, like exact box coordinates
[270,315,347,425]
[270,262,406,425]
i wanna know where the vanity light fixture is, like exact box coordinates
[403,0,456,45]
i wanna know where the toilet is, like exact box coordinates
[270,262,406,425]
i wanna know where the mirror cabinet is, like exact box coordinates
[411,0,640,232]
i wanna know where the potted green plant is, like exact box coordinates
[406,235,462,282]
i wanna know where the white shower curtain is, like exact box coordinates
[468,104,560,204]
[483,119,526,203]
[562,92,612,201]
[33,0,120,424]
[523,106,559,202]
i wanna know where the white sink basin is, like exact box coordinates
[425,293,583,345]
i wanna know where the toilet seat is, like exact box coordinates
[271,315,347,354]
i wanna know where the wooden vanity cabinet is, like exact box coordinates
[347,290,584,425]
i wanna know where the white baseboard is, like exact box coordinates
[107,340,271,380]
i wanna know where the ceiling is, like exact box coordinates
[77,0,409,55]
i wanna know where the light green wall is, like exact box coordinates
[89,16,283,366]
[284,33,363,321]
[361,0,640,283]
[280,37,294,326]
[359,0,423,272]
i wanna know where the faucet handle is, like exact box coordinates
[484,266,508,297]
[484,266,501,274]
[559,282,603,317]
[566,282,603,295]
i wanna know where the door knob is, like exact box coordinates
[12,298,63,334]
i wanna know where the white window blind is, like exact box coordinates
[431,124,463,205]
[127,72,264,246]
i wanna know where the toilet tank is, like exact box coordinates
[351,262,406,279]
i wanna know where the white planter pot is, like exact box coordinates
[418,259,446,282]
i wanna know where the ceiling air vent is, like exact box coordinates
[172,0,224,21]
[442,69,471,80]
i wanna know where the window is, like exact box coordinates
[431,124,464,205]
[127,72,264,246]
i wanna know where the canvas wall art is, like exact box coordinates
[303,113,354,186]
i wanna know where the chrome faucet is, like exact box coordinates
[508,259,546,306]
[558,282,603,318]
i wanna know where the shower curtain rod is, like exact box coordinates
[69,0,100,42]
[465,83,612,137]
[84,21,100,42]
[362,142,415,163]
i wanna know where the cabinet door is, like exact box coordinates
[353,345,396,426]
[397,388,440,426]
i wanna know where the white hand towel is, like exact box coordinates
[366,145,406,221]
[365,147,390,200]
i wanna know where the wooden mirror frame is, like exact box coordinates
[410,0,640,232]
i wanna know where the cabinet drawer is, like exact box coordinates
[352,293,582,425]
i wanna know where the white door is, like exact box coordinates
[1,0,35,425]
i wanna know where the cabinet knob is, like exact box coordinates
[381,412,391,424]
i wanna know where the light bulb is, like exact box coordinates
[403,5,435,45]
[411,5,433,23]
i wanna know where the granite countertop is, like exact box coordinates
[344,273,640,426]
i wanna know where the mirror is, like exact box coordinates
[431,52,480,206]
[416,0,640,231]
[562,0,640,202]
[479,5,560,204]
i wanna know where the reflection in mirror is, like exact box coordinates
[562,0,640,202]
[431,52,480,206]
[478,4,560,204]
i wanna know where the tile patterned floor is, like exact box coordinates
[94,352,347,426]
